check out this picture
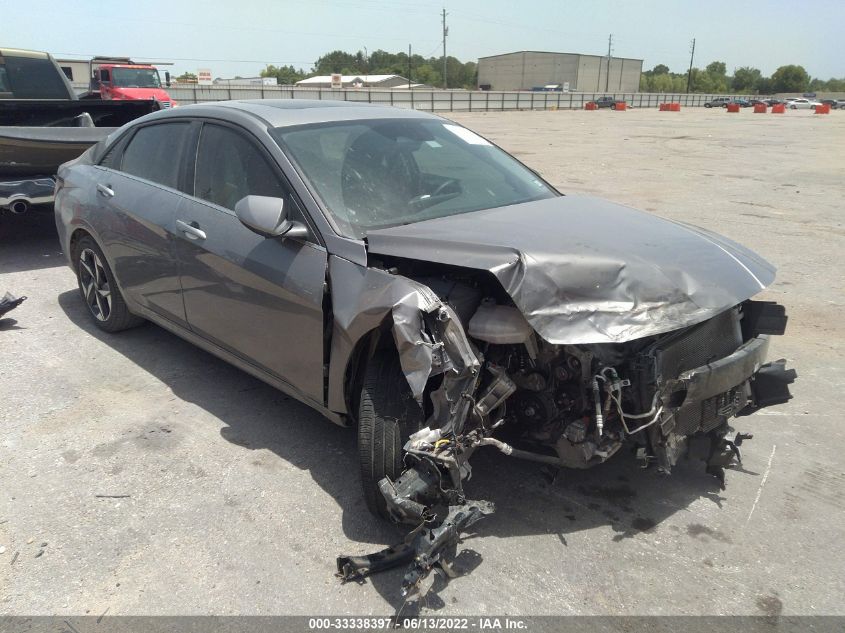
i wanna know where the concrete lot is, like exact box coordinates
[1,107,843,616]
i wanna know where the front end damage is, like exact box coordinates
[336,282,795,596]
[333,197,797,596]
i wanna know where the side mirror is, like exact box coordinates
[234,195,308,239]
[165,71,171,87]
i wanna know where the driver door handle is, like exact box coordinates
[96,183,114,198]
[177,219,207,240]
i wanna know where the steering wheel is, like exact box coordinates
[408,178,461,211]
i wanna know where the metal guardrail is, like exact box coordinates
[69,83,751,110]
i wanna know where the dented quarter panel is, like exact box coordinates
[366,195,777,345]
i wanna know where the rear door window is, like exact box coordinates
[120,122,191,191]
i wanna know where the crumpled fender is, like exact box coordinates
[326,255,479,414]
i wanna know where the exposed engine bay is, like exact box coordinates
[337,269,796,598]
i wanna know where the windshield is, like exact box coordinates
[272,119,557,238]
[111,67,161,88]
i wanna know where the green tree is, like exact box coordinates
[652,64,670,75]
[314,50,363,74]
[412,64,440,86]
[651,73,675,92]
[175,72,197,83]
[732,66,763,93]
[260,64,306,85]
[809,76,845,91]
[706,61,727,77]
[770,65,810,92]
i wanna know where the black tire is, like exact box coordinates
[73,235,144,333]
[358,349,425,519]
[704,103,712,108]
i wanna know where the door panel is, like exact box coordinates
[176,200,327,402]
[96,170,188,325]
[94,121,193,326]
[175,122,327,403]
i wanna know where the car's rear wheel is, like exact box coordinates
[74,235,143,332]
[358,349,425,519]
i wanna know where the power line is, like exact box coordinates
[54,53,316,65]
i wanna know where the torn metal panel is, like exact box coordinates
[326,255,480,409]
[366,195,777,345]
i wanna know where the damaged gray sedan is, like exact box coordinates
[55,100,795,594]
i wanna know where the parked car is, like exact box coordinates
[819,99,842,110]
[729,98,752,107]
[788,98,823,110]
[763,99,784,106]
[748,99,767,106]
[594,96,625,109]
[54,100,795,593]
[703,96,732,108]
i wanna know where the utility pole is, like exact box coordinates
[686,38,696,93]
[441,8,448,89]
[408,44,412,89]
[605,33,613,92]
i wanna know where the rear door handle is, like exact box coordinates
[176,219,207,240]
[96,183,114,198]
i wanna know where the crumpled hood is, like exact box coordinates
[366,195,775,344]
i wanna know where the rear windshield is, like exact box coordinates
[273,118,557,239]
[0,54,71,99]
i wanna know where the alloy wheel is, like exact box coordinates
[78,248,112,322]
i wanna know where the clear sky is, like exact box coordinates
[2,0,843,80]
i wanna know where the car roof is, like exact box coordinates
[165,99,443,128]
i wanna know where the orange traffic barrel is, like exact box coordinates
[753,103,767,113]
[585,101,598,110]
[771,104,786,114]
[726,103,741,113]
[614,101,626,111]
[814,104,830,114]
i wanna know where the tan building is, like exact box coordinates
[478,51,643,92]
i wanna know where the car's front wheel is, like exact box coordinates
[357,349,425,519]
[74,235,144,333]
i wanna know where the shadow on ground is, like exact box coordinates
[0,208,65,274]
[58,288,740,613]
